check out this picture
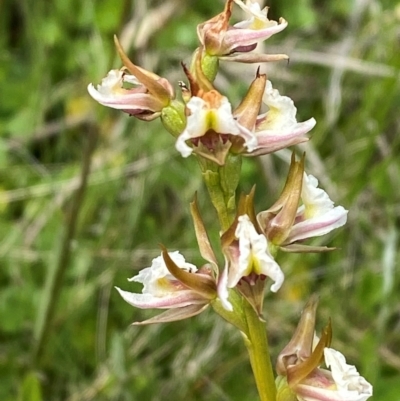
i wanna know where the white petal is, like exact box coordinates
[324,348,373,401]
[88,70,141,97]
[175,95,246,157]
[233,0,281,30]
[213,97,242,134]
[288,206,348,243]
[261,80,298,129]
[301,174,335,218]
[233,215,284,292]
[217,262,233,311]
[250,117,315,155]
[175,136,194,157]
[128,251,197,296]
[90,69,124,95]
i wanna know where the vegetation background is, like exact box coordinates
[1,0,399,400]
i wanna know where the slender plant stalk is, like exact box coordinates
[203,174,234,232]
[243,300,276,401]
[204,161,276,401]
[32,128,98,364]
[200,156,241,232]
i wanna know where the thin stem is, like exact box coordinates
[198,153,276,401]
[203,171,234,232]
[243,300,276,401]
[199,155,241,232]
[32,128,98,364]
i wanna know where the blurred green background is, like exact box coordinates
[1,0,399,400]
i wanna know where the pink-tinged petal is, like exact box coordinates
[223,21,287,53]
[132,304,209,326]
[88,85,164,113]
[249,118,315,156]
[295,353,372,401]
[255,119,316,143]
[87,69,165,115]
[287,206,348,243]
[116,251,214,324]
[289,172,349,242]
[229,1,287,48]
[295,379,345,401]
[115,287,207,309]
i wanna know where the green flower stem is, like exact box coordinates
[243,301,277,401]
[199,154,242,232]
[219,154,241,219]
[211,291,249,335]
[199,151,275,401]
[203,169,234,231]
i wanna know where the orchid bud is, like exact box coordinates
[160,99,186,137]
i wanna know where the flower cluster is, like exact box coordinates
[88,2,314,166]
[88,1,372,400]
[116,156,348,321]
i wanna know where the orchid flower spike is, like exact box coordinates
[116,250,217,325]
[88,36,175,121]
